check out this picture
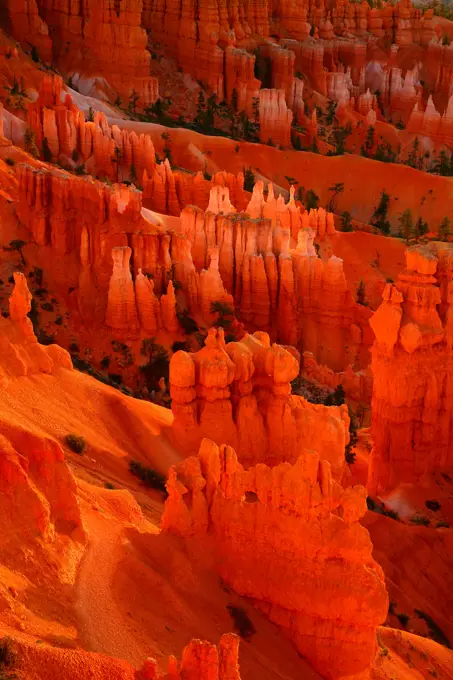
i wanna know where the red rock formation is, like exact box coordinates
[162,438,388,680]
[405,93,453,147]
[32,0,158,108]
[178,184,368,370]
[369,243,453,494]
[259,89,293,148]
[389,68,420,125]
[106,246,141,335]
[28,75,157,182]
[302,351,373,406]
[2,272,74,384]
[16,164,175,331]
[0,274,81,556]
[143,166,248,217]
[225,45,261,116]
[170,328,350,474]
[3,0,52,62]
[138,634,240,679]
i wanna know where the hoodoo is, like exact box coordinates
[369,243,453,494]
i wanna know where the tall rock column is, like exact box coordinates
[105,246,140,335]
[9,272,35,339]
[369,244,453,494]
[259,89,293,148]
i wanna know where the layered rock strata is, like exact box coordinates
[16,164,175,329]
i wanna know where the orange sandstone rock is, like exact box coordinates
[170,329,350,473]
[179,183,368,370]
[369,243,453,494]
[28,76,157,181]
[138,634,240,679]
[0,276,81,556]
[34,0,158,108]
[259,89,293,148]
[163,438,388,680]
[16,164,175,336]
[3,0,52,63]
[106,246,141,335]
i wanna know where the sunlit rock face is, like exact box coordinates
[163,438,388,680]
[369,243,453,494]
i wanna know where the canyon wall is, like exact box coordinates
[369,243,453,494]
[163,437,388,680]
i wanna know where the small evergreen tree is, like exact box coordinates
[325,100,337,125]
[415,216,429,240]
[340,211,353,232]
[305,189,319,210]
[439,216,452,241]
[292,133,302,150]
[24,127,39,158]
[243,166,255,192]
[128,89,140,114]
[332,123,352,155]
[372,190,391,235]
[8,239,27,265]
[42,136,52,162]
[407,137,420,169]
[345,413,358,465]
[210,300,235,334]
[361,125,375,157]
[398,208,414,243]
[357,278,367,306]
[324,383,345,406]
[431,150,451,176]
[327,182,344,212]
[252,96,260,123]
